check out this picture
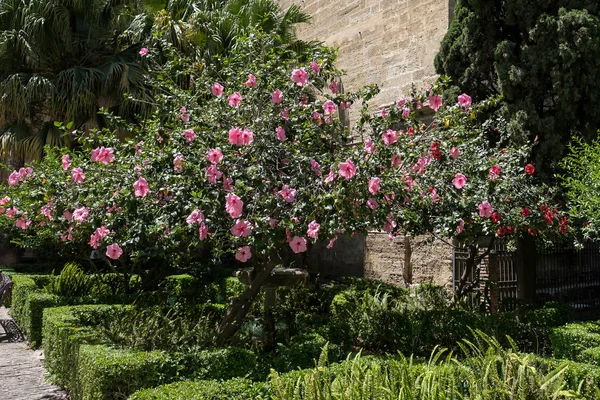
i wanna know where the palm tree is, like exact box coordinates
[131,0,313,66]
[0,0,152,165]
[0,0,312,166]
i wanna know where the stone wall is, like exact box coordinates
[280,0,454,287]
[309,233,453,288]
[278,0,451,111]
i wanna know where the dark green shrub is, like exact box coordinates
[270,332,342,374]
[10,271,141,347]
[489,302,574,354]
[130,378,271,400]
[581,347,600,366]
[9,274,61,347]
[182,347,257,380]
[73,346,257,399]
[550,322,600,360]
[9,274,39,317]
[95,305,217,352]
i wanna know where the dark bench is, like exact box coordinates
[0,271,12,307]
[0,271,19,341]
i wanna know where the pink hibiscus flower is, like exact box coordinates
[289,236,308,253]
[245,74,256,88]
[230,219,252,237]
[458,93,472,108]
[235,246,252,262]
[228,92,242,107]
[322,100,336,115]
[307,220,320,239]
[382,129,398,146]
[291,68,309,86]
[478,201,494,218]
[338,159,356,180]
[71,168,85,184]
[106,243,123,260]
[133,177,150,197]
[452,173,467,189]
[310,60,320,74]
[186,209,204,225]
[199,222,208,240]
[271,89,283,104]
[184,129,197,143]
[211,82,224,97]
[206,148,223,164]
[62,154,71,171]
[173,154,184,172]
[368,177,381,195]
[364,139,374,154]
[73,206,89,223]
[428,94,442,112]
[449,147,460,159]
[225,193,243,218]
[278,185,297,203]
[276,126,286,142]
[206,165,222,184]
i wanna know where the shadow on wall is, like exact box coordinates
[309,233,453,288]
[0,233,20,265]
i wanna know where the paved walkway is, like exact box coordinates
[0,307,67,400]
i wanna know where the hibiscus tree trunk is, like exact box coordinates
[216,261,276,345]
[451,237,495,306]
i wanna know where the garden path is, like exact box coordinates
[0,306,67,400]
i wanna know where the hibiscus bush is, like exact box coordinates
[0,31,570,341]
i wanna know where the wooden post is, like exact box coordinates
[403,234,412,285]
[517,235,537,301]
[488,247,500,313]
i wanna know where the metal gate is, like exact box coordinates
[452,238,517,309]
[453,238,600,318]
[536,242,600,319]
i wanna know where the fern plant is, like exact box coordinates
[44,263,93,298]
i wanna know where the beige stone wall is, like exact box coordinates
[364,233,453,288]
[278,0,450,110]
[282,0,454,287]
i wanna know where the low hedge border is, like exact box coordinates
[43,305,121,390]
[43,304,257,400]
[129,378,271,400]
[550,321,600,361]
[9,273,140,347]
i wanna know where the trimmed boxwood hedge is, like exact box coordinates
[129,378,271,400]
[550,321,600,361]
[43,304,257,400]
[9,274,59,347]
[8,272,139,347]
[43,305,120,390]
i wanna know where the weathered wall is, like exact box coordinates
[364,234,453,288]
[278,0,451,110]
[282,0,454,287]
[309,232,453,288]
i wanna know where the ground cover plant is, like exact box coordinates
[130,332,600,399]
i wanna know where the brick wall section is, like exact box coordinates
[281,0,454,287]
